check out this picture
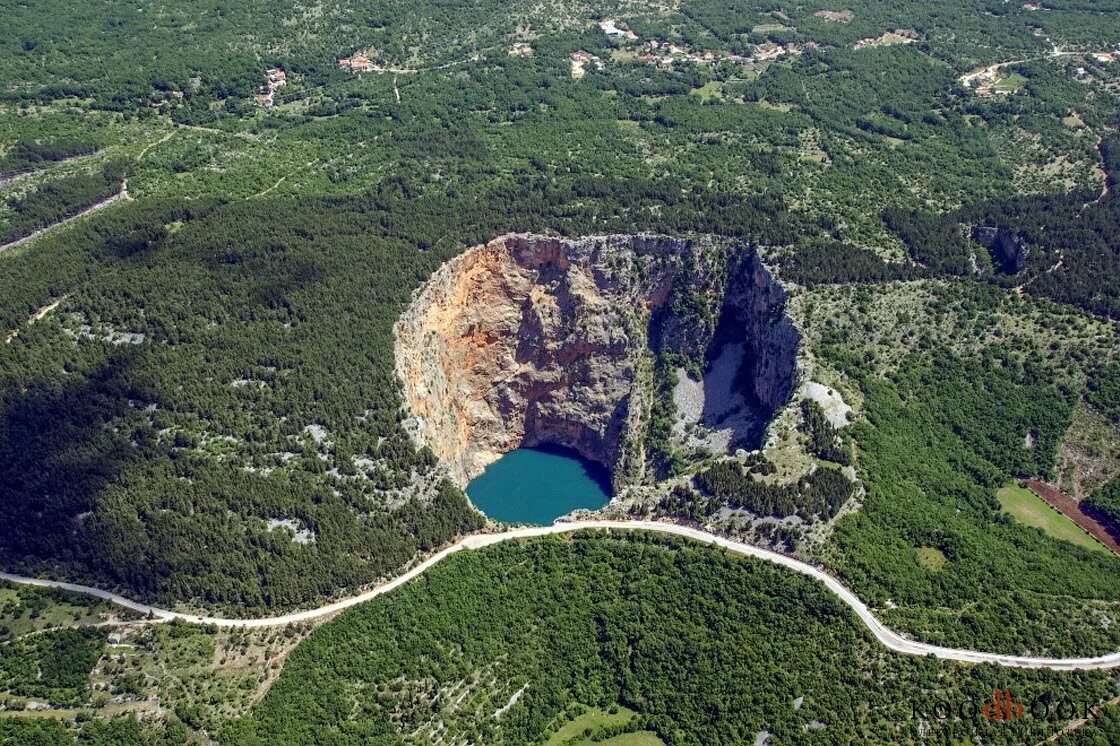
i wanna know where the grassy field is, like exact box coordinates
[994,71,1028,94]
[547,706,666,746]
[599,734,666,745]
[996,483,1109,554]
[691,80,724,102]
[915,546,948,571]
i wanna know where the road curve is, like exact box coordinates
[3,519,1120,671]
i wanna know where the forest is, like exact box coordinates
[0,0,1119,739]
[821,341,1120,656]
[694,459,853,521]
[872,137,1120,319]
[223,533,1120,745]
[1086,478,1120,535]
[799,399,850,465]
[0,629,104,706]
[0,138,96,177]
[1,160,126,245]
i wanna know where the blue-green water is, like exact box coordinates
[466,446,612,525]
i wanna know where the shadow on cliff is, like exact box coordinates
[700,256,801,452]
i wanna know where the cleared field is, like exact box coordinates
[691,80,724,101]
[547,706,666,746]
[916,546,948,571]
[994,71,1028,93]
[600,734,667,745]
[996,483,1109,554]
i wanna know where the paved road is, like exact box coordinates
[4,520,1120,670]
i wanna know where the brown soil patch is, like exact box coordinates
[1023,479,1120,555]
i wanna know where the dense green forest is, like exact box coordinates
[0,160,126,245]
[0,1,1118,741]
[800,399,850,465]
[0,629,104,706]
[823,345,1120,655]
[694,459,853,521]
[0,138,96,176]
[226,533,1120,745]
[1086,478,1120,535]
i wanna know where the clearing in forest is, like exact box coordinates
[996,482,1109,554]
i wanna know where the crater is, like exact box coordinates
[394,234,799,492]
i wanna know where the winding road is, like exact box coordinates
[3,519,1120,671]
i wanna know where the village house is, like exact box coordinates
[339,52,375,73]
[257,66,287,108]
[599,19,638,41]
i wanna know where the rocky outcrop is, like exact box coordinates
[394,234,798,489]
[716,253,800,415]
[972,224,1029,274]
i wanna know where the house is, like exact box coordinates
[339,52,375,73]
[599,19,639,40]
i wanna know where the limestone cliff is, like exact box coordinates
[394,234,798,489]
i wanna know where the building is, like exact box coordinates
[339,52,375,73]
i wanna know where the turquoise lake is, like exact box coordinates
[466,446,612,525]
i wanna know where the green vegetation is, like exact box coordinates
[1,160,126,243]
[0,0,1118,737]
[694,459,853,521]
[0,174,791,611]
[1086,478,1120,536]
[1087,363,1120,424]
[545,705,663,746]
[877,136,1120,319]
[0,0,1112,636]
[0,582,138,642]
[1056,704,1120,744]
[826,348,1120,655]
[994,71,1029,94]
[915,546,947,571]
[0,629,103,706]
[997,482,1108,554]
[0,139,96,176]
[799,399,850,465]
[227,534,1120,745]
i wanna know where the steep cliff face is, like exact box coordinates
[716,252,801,416]
[394,234,797,489]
